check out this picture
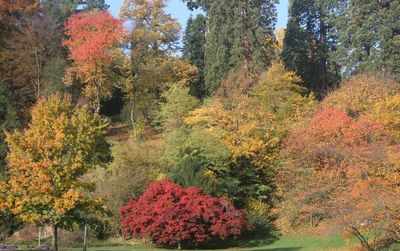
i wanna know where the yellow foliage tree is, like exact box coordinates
[373,94,400,139]
[185,63,316,225]
[1,94,111,251]
[321,73,400,116]
[120,0,198,129]
[186,63,316,167]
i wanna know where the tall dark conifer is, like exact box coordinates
[183,14,206,98]
[282,0,340,97]
[203,0,277,95]
[334,0,400,80]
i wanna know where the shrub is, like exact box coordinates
[93,138,160,232]
[120,180,252,249]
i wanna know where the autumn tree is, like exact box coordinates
[63,10,125,113]
[158,84,200,131]
[0,0,39,34]
[120,0,197,130]
[280,108,400,250]
[321,73,400,117]
[373,94,400,139]
[1,14,65,103]
[120,180,252,249]
[1,94,111,251]
[184,63,315,232]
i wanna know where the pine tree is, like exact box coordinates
[181,0,210,10]
[41,0,78,24]
[282,0,340,97]
[80,0,109,10]
[333,0,400,80]
[203,0,278,95]
[183,14,206,98]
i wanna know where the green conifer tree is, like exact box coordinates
[204,0,278,94]
[334,0,400,80]
[183,14,207,98]
[282,0,340,97]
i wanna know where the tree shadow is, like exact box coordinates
[255,248,302,251]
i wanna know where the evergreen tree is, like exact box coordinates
[181,0,210,10]
[282,0,340,97]
[80,0,110,10]
[41,0,78,24]
[202,0,278,95]
[334,0,400,80]
[183,14,206,98]
[42,0,108,25]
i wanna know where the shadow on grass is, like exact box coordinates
[255,248,302,251]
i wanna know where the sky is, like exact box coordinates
[106,0,289,30]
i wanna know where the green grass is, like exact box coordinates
[59,234,358,251]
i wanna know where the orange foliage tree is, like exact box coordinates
[0,94,111,251]
[280,108,400,250]
[63,10,125,113]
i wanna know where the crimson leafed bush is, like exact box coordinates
[120,180,252,248]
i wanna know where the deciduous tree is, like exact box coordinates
[120,0,198,129]
[1,94,111,251]
[280,108,400,250]
[321,73,400,117]
[63,10,125,113]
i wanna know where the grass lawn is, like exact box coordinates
[60,234,359,251]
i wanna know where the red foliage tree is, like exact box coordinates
[63,11,125,113]
[120,180,252,249]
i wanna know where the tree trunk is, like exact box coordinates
[38,227,41,248]
[178,240,182,250]
[319,1,329,93]
[52,224,58,251]
[350,226,373,251]
[83,224,88,251]
[130,101,135,128]
[95,86,101,114]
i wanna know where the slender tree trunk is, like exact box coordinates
[130,100,135,128]
[350,226,373,251]
[38,227,41,248]
[95,85,101,114]
[83,224,88,251]
[242,0,251,69]
[319,2,329,93]
[178,240,182,250]
[52,224,58,251]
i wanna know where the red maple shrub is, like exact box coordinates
[120,180,252,248]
